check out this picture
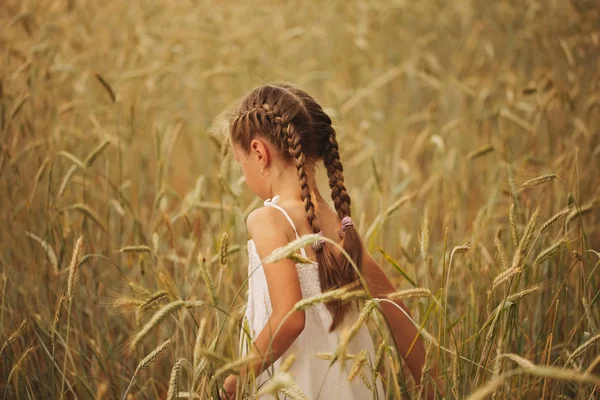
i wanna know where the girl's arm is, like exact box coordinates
[240,206,306,377]
[362,251,442,393]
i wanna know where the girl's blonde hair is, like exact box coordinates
[229,83,363,332]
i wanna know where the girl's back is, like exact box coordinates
[242,196,384,398]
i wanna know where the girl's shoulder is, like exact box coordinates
[246,205,292,241]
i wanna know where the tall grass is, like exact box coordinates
[1,0,599,398]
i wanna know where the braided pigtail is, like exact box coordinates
[323,126,364,323]
[280,115,348,331]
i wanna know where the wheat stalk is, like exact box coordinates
[293,288,367,310]
[518,206,540,258]
[336,300,378,368]
[219,232,230,267]
[491,337,504,400]
[374,342,386,373]
[58,164,79,198]
[585,354,600,376]
[468,144,494,160]
[84,139,110,168]
[519,174,558,190]
[0,319,29,357]
[494,235,509,270]
[198,254,218,306]
[287,252,314,265]
[122,337,174,400]
[498,353,535,369]
[420,207,430,261]
[120,245,153,254]
[51,295,66,350]
[359,372,373,391]
[66,237,84,302]
[491,266,522,292]
[66,204,108,233]
[386,288,432,300]
[509,199,520,247]
[214,354,259,377]
[506,284,543,302]
[6,345,36,388]
[418,339,435,399]
[167,359,182,400]
[256,371,296,398]
[452,344,461,399]
[348,350,368,381]
[534,239,564,265]
[566,201,594,225]
[128,282,151,299]
[193,317,207,370]
[539,205,573,233]
[280,354,296,372]
[263,234,322,264]
[131,300,186,349]
[582,298,598,333]
[139,290,169,311]
[565,333,600,367]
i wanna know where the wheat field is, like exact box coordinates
[1,0,599,398]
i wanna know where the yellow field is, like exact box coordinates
[1,0,599,398]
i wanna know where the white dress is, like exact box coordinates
[241,196,385,399]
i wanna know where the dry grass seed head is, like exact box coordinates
[506,284,543,302]
[120,245,153,254]
[135,336,174,373]
[494,235,509,270]
[193,317,207,369]
[215,354,259,377]
[219,232,230,267]
[452,345,461,398]
[167,359,182,400]
[131,300,186,349]
[139,290,169,311]
[7,345,36,387]
[540,205,573,233]
[66,237,84,303]
[491,266,522,292]
[51,295,66,348]
[582,297,598,333]
[280,354,296,372]
[565,333,600,367]
[198,253,218,306]
[386,288,432,300]
[519,174,558,190]
[566,201,595,225]
[374,342,387,372]
[348,349,368,381]
[509,198,520,247]
[0,319,29,357]
[534,239,564,265]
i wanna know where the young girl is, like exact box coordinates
[222,83,439,399]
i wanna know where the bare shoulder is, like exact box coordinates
[246,206,289,240]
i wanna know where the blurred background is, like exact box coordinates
[1,0,599,398]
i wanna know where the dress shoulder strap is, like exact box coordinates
[263,195,308,258]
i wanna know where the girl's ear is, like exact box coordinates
[250,139,270,168]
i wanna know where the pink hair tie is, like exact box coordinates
[311,231,325,252]
[339,216,354,238]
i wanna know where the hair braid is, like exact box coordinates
[282,119,321,235]
[323,127,351,219]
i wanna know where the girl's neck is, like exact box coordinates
[269,162,324,204]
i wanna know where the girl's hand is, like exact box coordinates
[220,374,238,399]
